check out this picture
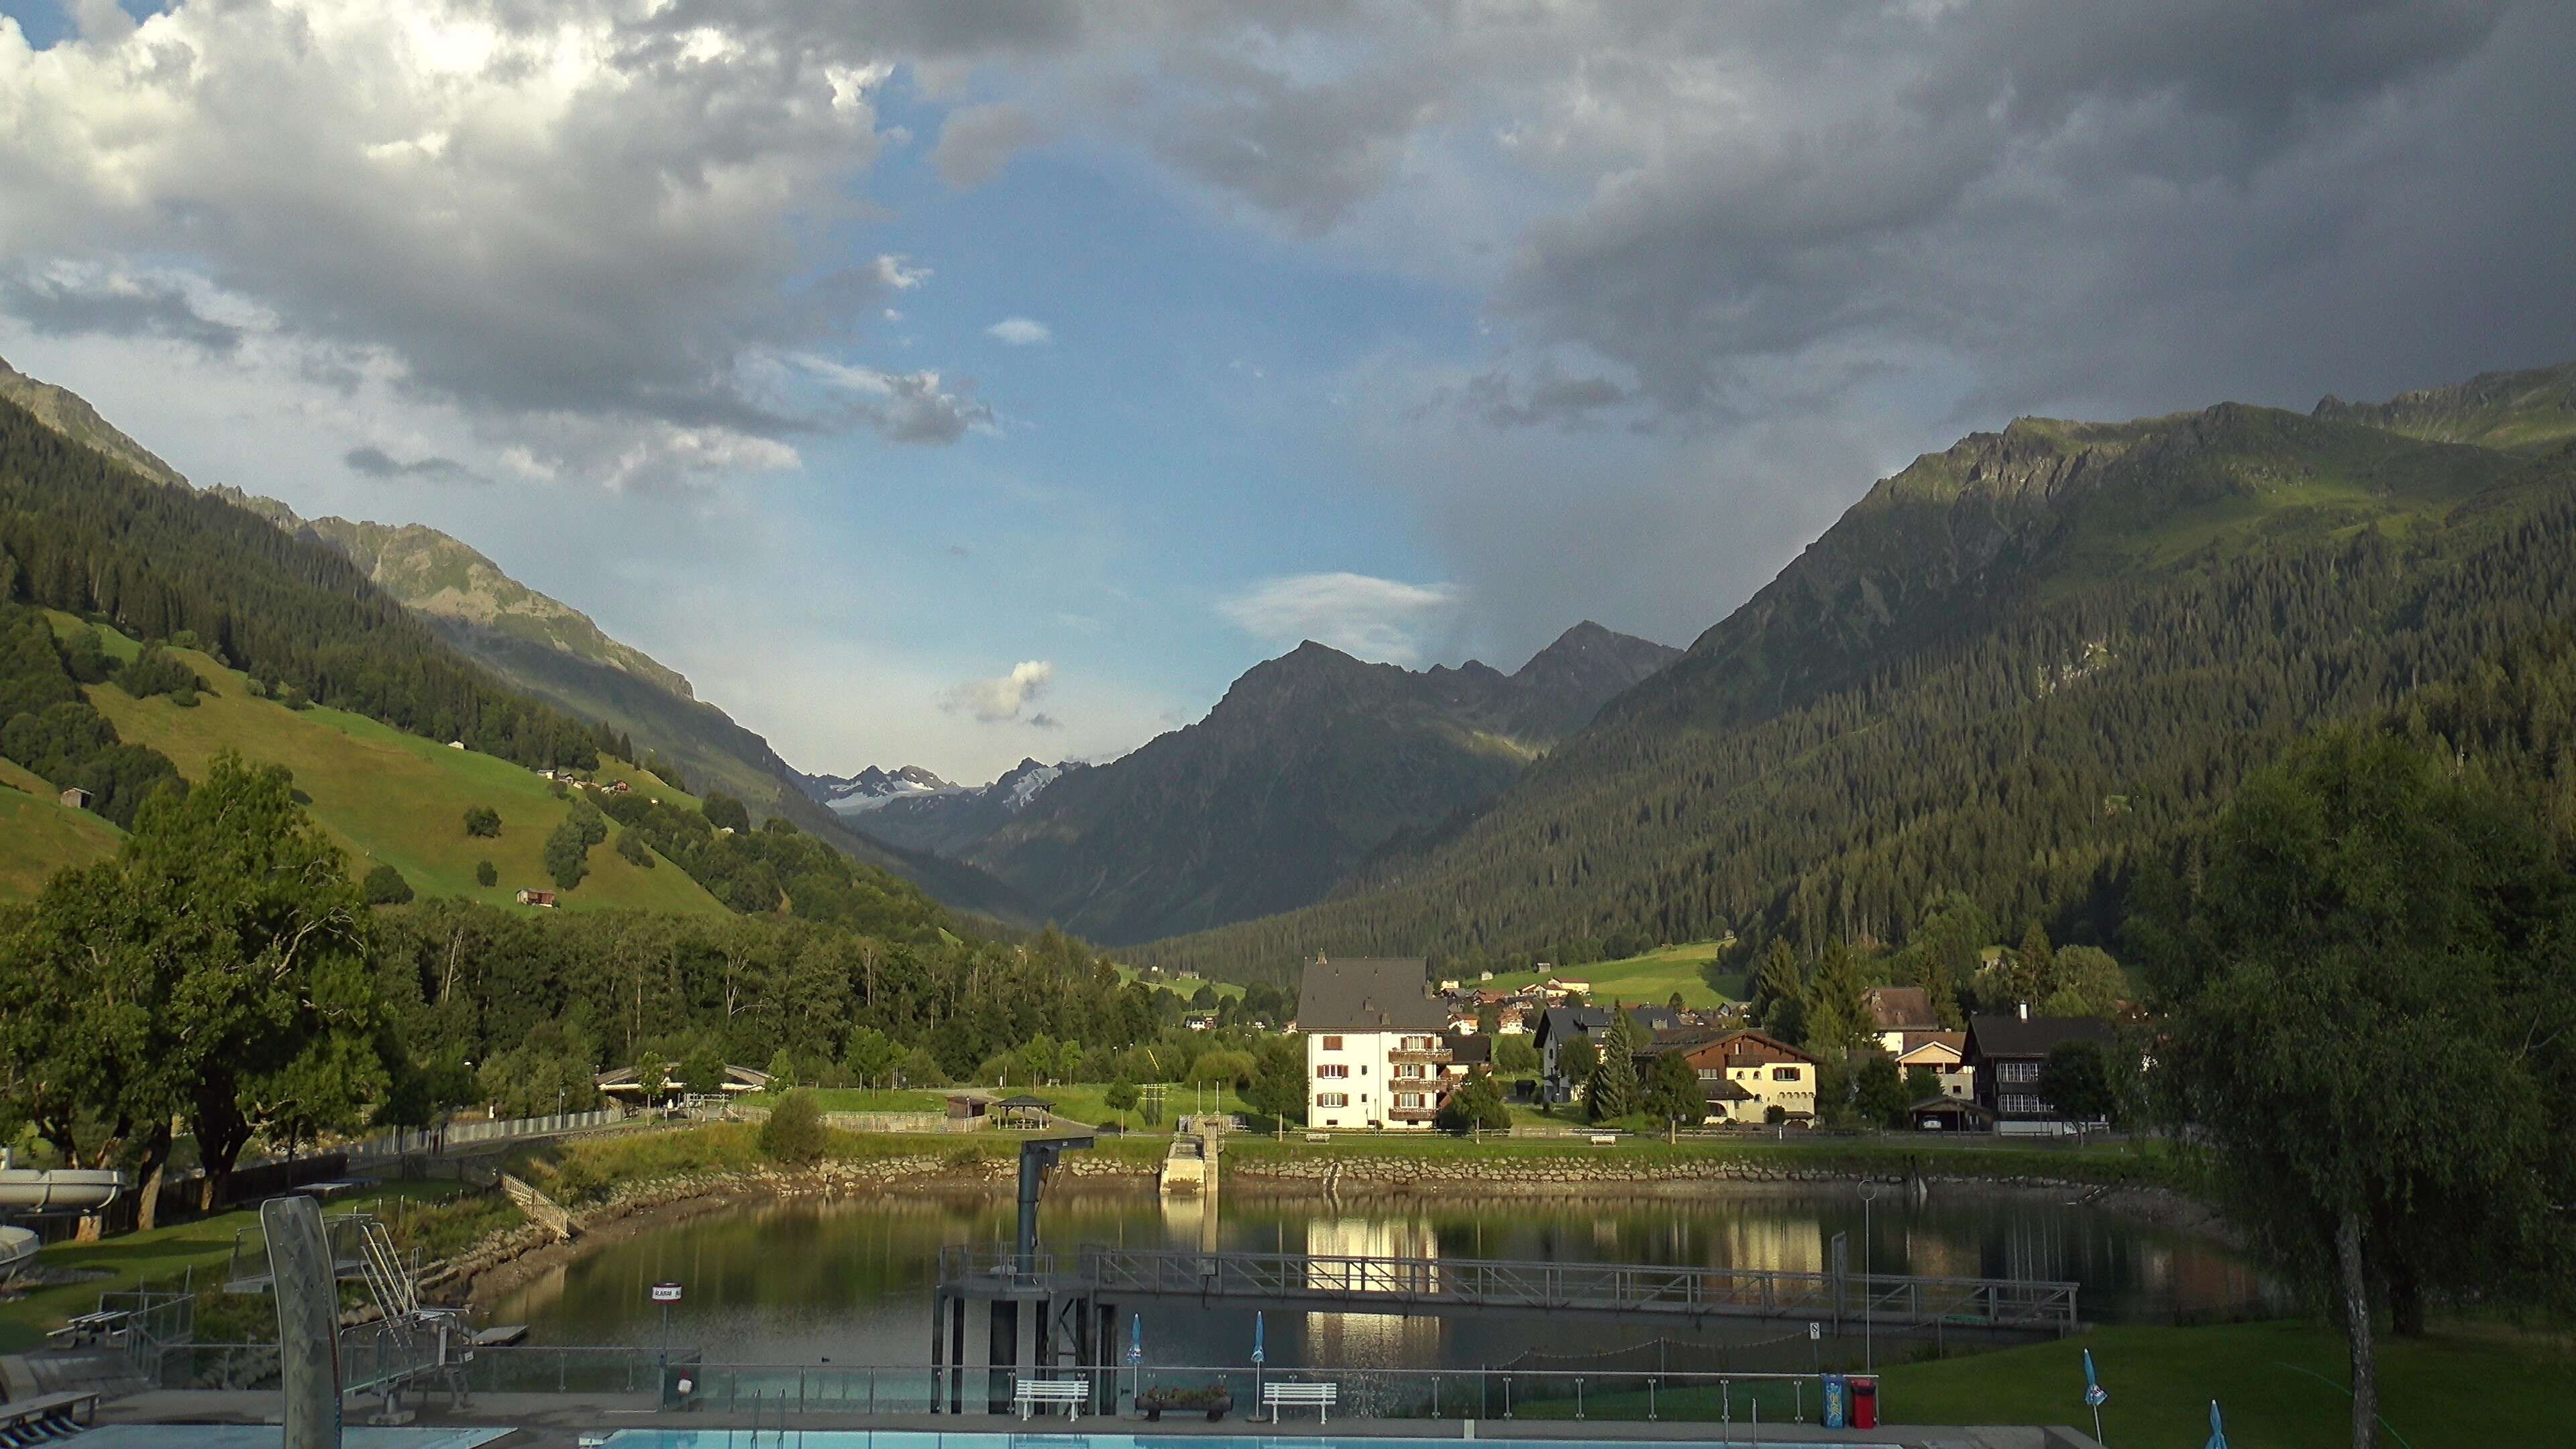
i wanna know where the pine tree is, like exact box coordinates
[1585,1006,1642,1121]
[1803,940,1870,1059]
[2012,922,2055,1008]
[1750,941,1807,1041]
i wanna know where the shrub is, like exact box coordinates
[362,863,415,905]
[543,818,592,890]
[757,1088,827,1165]
[279,684,311,710]
[475,859,498,888]
[121,643,201,700]
[615,830,653,867]
[168,685,199,708]
[464,804,502,838]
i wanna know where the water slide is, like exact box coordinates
[0,1155,127,1277]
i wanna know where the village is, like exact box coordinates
[1291,955,2114,1138]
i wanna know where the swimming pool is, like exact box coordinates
[600,1434,1900,1449]
[592,1423,1906,1433]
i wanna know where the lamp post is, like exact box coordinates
[1858,1179,1881,1375]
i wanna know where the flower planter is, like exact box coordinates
[1136,1389,1232,1421]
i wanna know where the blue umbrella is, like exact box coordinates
[1252,1311,1266,1365]
[2081,1348,2108,1442]
[2205,1399,2228,1449]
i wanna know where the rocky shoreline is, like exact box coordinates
[427,1146,2218,1309]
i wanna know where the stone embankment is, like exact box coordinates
[1231,1153,2100,1195]
[435,1150,1157,1307]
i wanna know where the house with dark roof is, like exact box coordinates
[1532,1002,1686,1103]
[1634,1028,1823,1124]
[1298,956,1450,1130]
[1862,986,1941,1053]
[1964,1010,2117,1132]
[1896,1030,1974,1100]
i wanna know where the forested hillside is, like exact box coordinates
[961,622,1678,944]
[1133,365,2576,982]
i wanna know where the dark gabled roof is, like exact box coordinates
[1444,1030,1493,1065]
[1535,1003,1685,1049]
[1863,987,1938,1030]
[1297,957,1446,1031]
[995,1093,1055,1108]
[1964,1014,2116,1061]
[1701,1079,1756,1102]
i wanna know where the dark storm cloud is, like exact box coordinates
[0,270,244,354]
[344,445,488,486]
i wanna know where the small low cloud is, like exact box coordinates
[933,103,1041,189]
[343,445,486,486]
[1026,712,1062,730]
[943,659,1055,722]
[795,354,996,444]
[986,317,1053,346]
[873,255,931,291]
[1220,572,1463,666]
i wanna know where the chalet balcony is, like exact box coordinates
[1387,1049,1452,1066]
[1387,1104,1441,1122]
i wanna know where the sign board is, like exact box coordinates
[1808,1321,1821,1341]
[651,1283,684,1303]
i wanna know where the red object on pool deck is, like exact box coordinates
[1853,1376,1879,1429]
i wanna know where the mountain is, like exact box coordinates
[0,362,1035,925]
[0,355,187,488]
[812,757,1079,858]
[807,763,960,810]
[1128,362,2576,983]
[958,622,1679,945]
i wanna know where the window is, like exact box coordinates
[2000,1061,2040,1084]
[1770,1066,1802,1081]
[1697,1068,1721,1081]
[2000,1092,2044,1115]
[1322,1036,1344,1051]
[1315,1064,1349,1079]
[1395,1065,1426,1079]
[1316,1092,1350,1108]
[1358,1065,1368,1075]
[1395,1093,1426,1109]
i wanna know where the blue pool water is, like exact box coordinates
[592,1423,1906,1433]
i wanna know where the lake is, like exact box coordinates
[483,1184,2270,1374]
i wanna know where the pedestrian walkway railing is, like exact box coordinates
[145,1346,1888,1426]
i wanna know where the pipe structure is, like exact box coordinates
[263,1195,343,1449]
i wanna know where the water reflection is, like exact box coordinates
[482,1186,2272,1371]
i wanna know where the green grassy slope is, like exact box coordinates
[0,759,121,897]
[1476,940,1739,1008]
[47,615,727,915]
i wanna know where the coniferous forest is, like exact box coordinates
[1133,380,2576,982]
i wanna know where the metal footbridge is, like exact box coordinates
[935,1244,2080,1334]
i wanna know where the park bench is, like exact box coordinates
[1588,1133,1618,1145]
[1011,1376,1089,1420]
[1303,1131,1330,1142]
[0,1389,101,1444]
[1262,1381,1339,1423]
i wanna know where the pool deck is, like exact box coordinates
[88,1390,2109,1449]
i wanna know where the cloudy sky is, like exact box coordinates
[3,1,2571,782]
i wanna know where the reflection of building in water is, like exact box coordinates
[1300,1216,1446,1361]
[1897,1227,1978,1281]
[1699,1211,1825,1274]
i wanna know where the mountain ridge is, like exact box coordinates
[951,621,1679,945]
[1128,360,2576,982]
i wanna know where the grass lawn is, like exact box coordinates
[0,1181,515,1352]
[1114,963,1244,1000]
[52,615,727,917]
[1478,941,1742,1010]
[1880,1319,2574,1448]
[0,776,120,899]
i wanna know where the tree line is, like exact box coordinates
[1133,441,2576,985]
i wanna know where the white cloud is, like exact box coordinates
[1219,572,1462,666]
[792,353,996,443]
[873,254,932,291]
[985,316,1053,345]
[941,659,1055,722]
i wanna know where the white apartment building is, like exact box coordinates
[1298,955,1452,1130]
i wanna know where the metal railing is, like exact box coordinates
[937,1243,2079,1332]
[148,1346,1880,1427]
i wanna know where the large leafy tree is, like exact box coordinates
[0,753,388,1222]
[2143,727,2576,1449]
[1642,1049,1705,1126]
